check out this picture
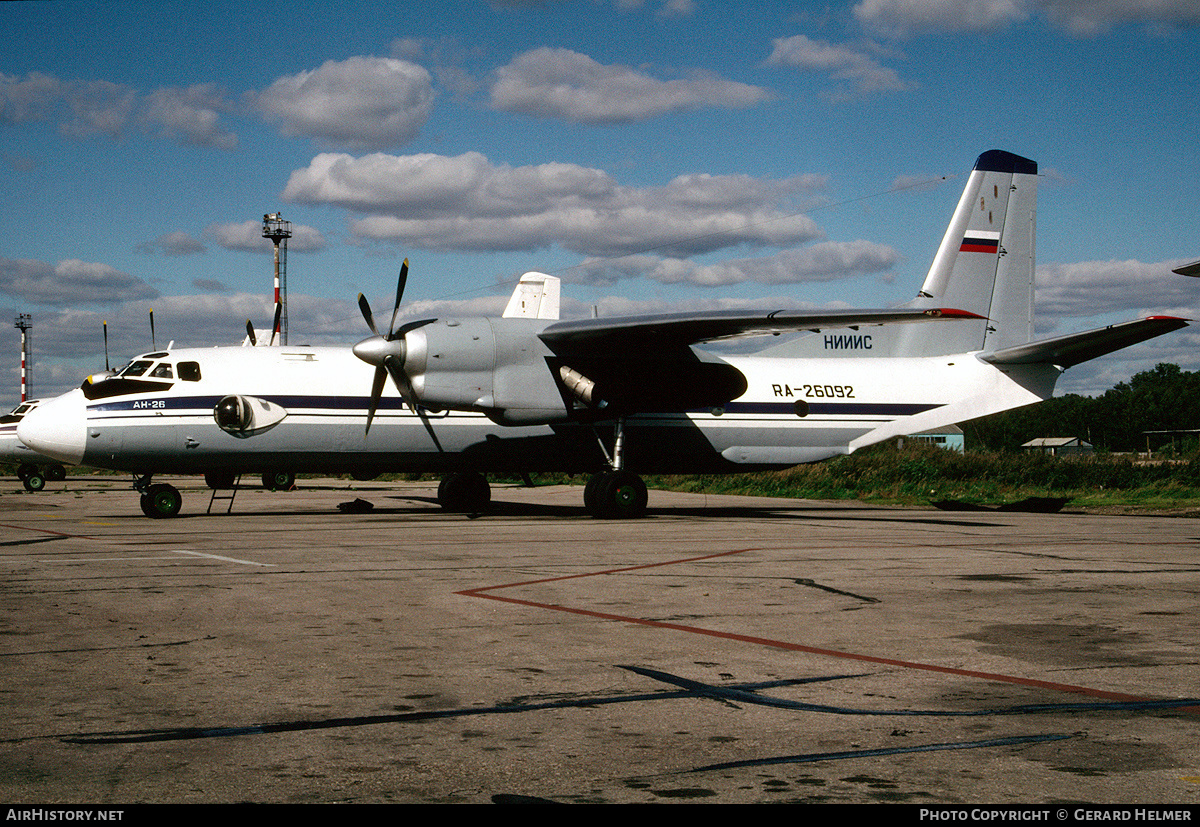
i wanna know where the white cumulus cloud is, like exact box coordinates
[253,56,434,150]
[489,47,771,124]
[283,151,826,259]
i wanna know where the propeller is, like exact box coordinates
[245,303,283,347]
[353,260,440,448]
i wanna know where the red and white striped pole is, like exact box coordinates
[14,313,31,402]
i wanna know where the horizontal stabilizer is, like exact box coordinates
[1173,259,1200,277]
[980,317,1188,368]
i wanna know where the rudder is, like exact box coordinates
[896,149,1038,356]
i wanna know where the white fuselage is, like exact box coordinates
[17,343,1060,478]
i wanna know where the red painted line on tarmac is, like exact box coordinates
[0,522,97,540]
[457,546,1166,706]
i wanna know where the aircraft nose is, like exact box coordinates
[17,390,87,465]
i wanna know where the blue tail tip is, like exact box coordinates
[975,150,1038,175]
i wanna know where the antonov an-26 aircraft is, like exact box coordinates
[17,150,1188,519]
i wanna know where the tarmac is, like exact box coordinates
[1,475,1198,805]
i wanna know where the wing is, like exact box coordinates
[980,317,1188,368]
[538,306,981,414]
[538,307,981,355]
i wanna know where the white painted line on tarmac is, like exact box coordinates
[173,550,276,567]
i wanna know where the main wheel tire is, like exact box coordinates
[142,483,182,518]
[22,472,46,492]
[437,471,491,513]
[584,472,606,515]
[44,464,66,482]
[17,463,37,481]
[588,470,647,519]
[262,470,295,491]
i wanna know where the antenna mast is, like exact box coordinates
[262,213,292,345]
[13,313,31,402]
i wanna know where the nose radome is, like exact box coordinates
[16,390,87,465]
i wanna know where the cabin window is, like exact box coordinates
[178,362,201,381]
[150,363,174,379]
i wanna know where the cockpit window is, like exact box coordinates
[119,360,153,377]
[150,363,174,379]
[81,377,174,400]
[0,402,33,424]
[178,361,201,381]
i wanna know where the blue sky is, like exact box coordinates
[3,0,1199,409]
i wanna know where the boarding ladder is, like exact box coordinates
[206,475,243,514]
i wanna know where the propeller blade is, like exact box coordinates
[395,317,437,337]
[149,309,156,350]
[387,259,408,340]
[384,355,443,452]
[270,302,282,347]
[356,259,440,449]
[358,293,379,336]
[246,319,257,347]
[365,365,388,435]
[103,321,110,370]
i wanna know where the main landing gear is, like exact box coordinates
[584,416,648,519]
[437,471,491,513]
[584,469,648,519]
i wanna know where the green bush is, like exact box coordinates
[644,442,1200,508]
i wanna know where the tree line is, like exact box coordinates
[962,363,1200,454]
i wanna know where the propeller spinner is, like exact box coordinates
[353,260,441,448]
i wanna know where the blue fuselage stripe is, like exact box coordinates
[86,396,943,418]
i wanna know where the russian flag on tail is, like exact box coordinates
[960,230,1000,254]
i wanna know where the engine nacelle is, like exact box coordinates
[392,317,747,426]
[402,318,572,425]
[214,395,288,437]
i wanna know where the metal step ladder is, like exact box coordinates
[207,475,243,514]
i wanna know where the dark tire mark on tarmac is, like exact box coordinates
[41,666,1200,746]
[793,578,879,603]
[620,665,1200,717]
[686,733,1075,773]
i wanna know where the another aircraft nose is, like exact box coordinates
[17,390,87,465]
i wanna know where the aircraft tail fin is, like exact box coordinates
[754,150,1038,359]
[895,149,1038,356]
[503,272,561,320]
